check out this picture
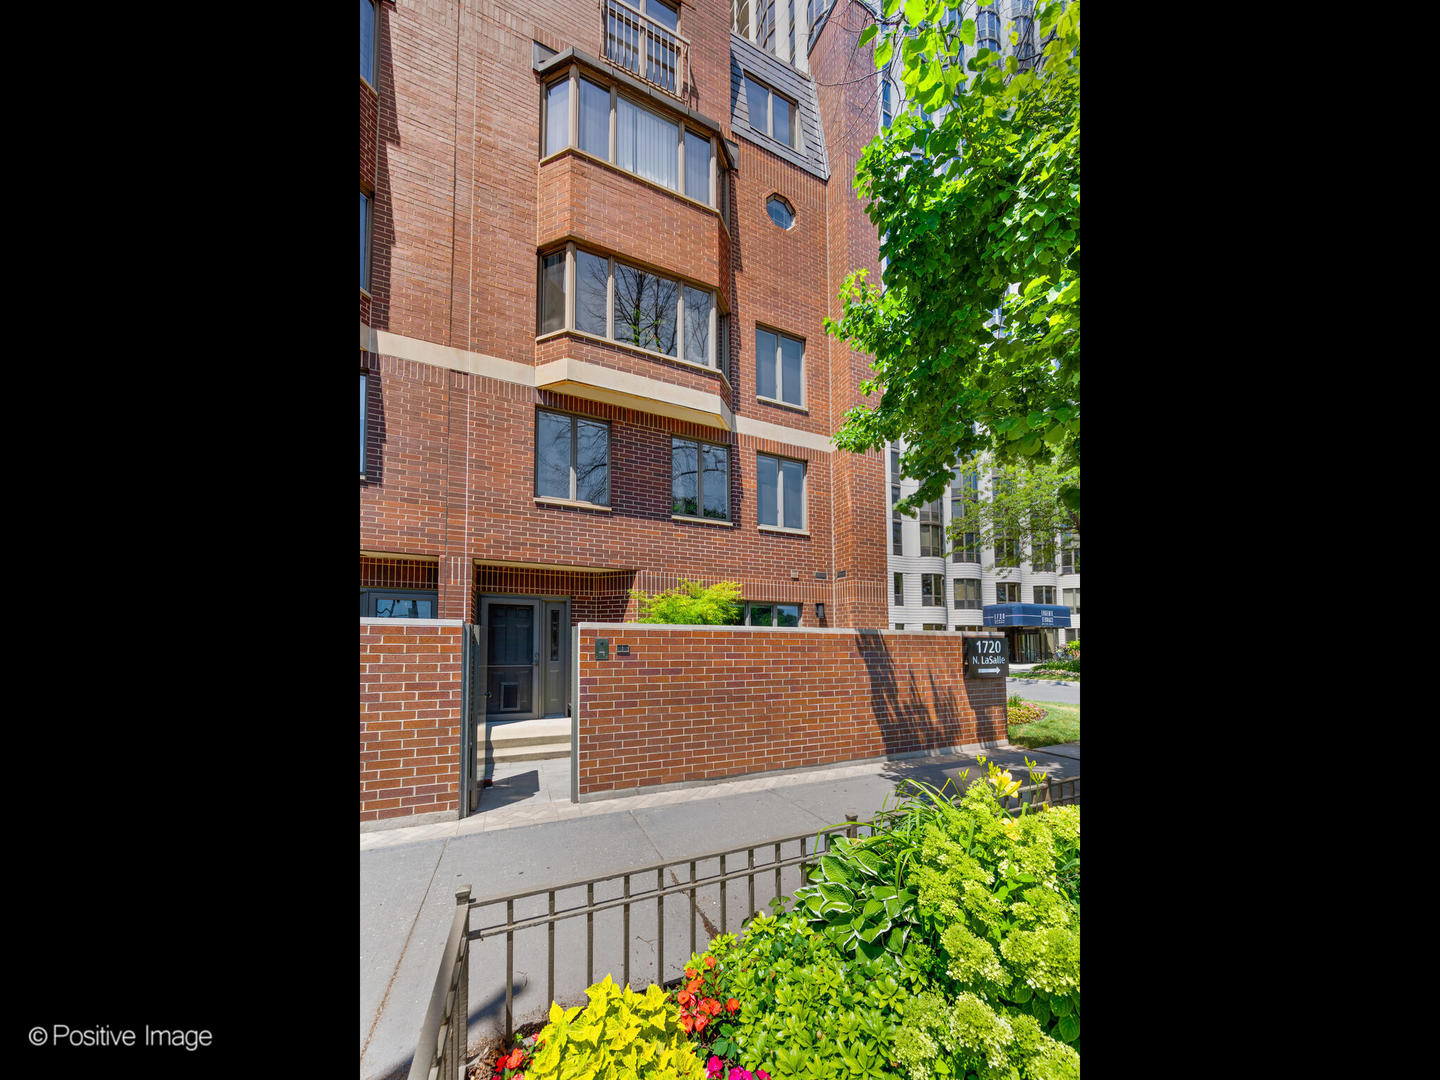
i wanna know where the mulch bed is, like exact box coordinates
[466,1021,547,1080]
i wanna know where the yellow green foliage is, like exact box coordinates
[526,975,706,1080]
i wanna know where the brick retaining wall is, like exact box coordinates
[576,625,1007,798]
[360,620,464,821]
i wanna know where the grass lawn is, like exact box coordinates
[1007,698,1080,749]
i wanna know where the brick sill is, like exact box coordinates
[672,514,735,527]
[535,497,612,512]
[536,329,732,392]
[758,525,809,537]
[756,395,807,414]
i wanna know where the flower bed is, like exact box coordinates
[490,759,1078,1079]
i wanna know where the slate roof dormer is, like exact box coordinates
[729,32,829,182]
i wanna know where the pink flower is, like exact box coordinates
[756,1072,770,1080]
[707,1057,723,1079]
[729,1068,752,1080]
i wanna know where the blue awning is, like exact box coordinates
[982,603,1071,628]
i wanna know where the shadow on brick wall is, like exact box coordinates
[854,631,963,759]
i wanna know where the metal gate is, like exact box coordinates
[459,622,487,818]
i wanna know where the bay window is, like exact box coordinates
[541,69,720,208]
[537,245,719,368]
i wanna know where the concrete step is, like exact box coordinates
[484,717,571,763]
[487,739,571,763]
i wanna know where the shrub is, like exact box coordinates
[1007,700,1047,725]
[526,975,706,1080]
[629,580,743,625]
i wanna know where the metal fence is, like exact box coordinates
[603,0,689,97]
[408,775,1078,1079]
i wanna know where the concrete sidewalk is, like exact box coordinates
[360,741,1079,1080]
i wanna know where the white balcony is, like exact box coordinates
[603,0,689,99]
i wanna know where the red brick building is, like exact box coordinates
[359,2,991,822]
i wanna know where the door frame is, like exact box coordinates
[477,593,571,721]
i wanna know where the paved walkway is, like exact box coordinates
[360,741,1079,1080]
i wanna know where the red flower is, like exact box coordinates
[726,998,740,1014]
[703,998,722,1016]
[695,1015,709,1031]
[687,978,702,994]
[686,967,697,979]
[680,1015,694,1034]
[703,956,717,969]
[678,990,693,1006]
[498,1048,524,1071]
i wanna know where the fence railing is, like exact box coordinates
[603,0,689,98]
[410,775,1078,1074]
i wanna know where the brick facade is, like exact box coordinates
[575,626,1008,798]
[360,620,465,821]
[361,2,927,820]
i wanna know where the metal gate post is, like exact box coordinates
[459,623,475,819]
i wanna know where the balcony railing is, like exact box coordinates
[603,0,689,98]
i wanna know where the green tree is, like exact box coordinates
[948,456,1078,575]
[830,0,1080,519]
[629,579,744,624]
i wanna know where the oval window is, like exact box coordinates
[766,195,795,229]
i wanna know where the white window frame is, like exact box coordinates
[757,451,806,531]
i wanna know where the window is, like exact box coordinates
[890,444,903,555]
[950,468,979,562]
[605,0,681,92]
[757,453,805,529]
[893,573,904,606]
[360,371,368,477]
[544,77,569,156]
[954,578,981,610]
[738,602,801,627]
[672,437,729,520]
[766,195,795,229]
[744,75,799,149]
[1031,517,1057,572]
[788,0,796,58]
[539,247,718,367]
[977,5,1001,59]
[919,498,943,557]
[881,77,892,130]
[1034,586,1056,605]
[732,0,751,36]
[1061,533,1080,575]
[757,0,776,51]
[541,73,720,208]
[1063,587,1080,614]
[923,624,946,632]
[360,191,370,290]
[360,589,438,619]
[360,0,376,86]
[921,573,943,607]
[756,327,804,407]
[995,536,1021,568]
[895,623,905,630]
[996,582,1021,604]
[618,96,680,189]
[536,409,610,506]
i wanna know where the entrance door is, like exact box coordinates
[542,601,568,717]
[479,595,570,720]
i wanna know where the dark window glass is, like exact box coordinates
[997,582,1021,603]
[954,579,982,609]
[545,79,570,155]
[777,603,800,627]
[685,130,711,203]
[749,603,774,626]
[684,285,711,365]
[575,250,608,337]
[701,443,728,519]
[745,77,769,134]
[536,410,571,498]
[1034,586,1056,605]
[671,439,698,516]
[781,459,804,529]
[767,196,794,229]
[575,419,609,504]
[539,251,566,334]
[893,573,904,606]
[579,77,610,158]
[780,335,803,405]
[614,263,678,355]
[360,192,369,289]
[757,453,779,526]
[550,609,561,661]
[755,328,778,399]
[360,0,375,84]
[647,0,679,32]
[774,95,793,146]
[360,372,367,475]
[362,590,439,619]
